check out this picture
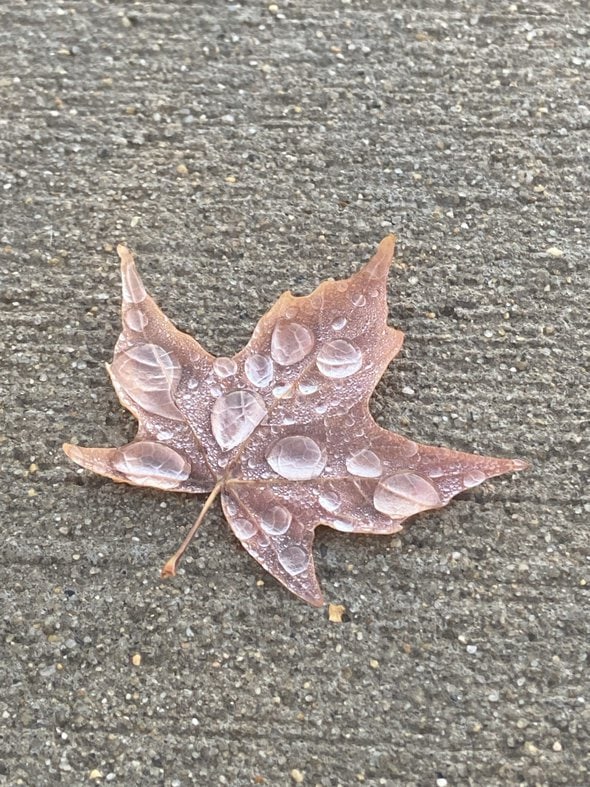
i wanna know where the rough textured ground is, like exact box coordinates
[0,1,588,785]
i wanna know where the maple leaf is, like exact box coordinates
[63,237,527,606]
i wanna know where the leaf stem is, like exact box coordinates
[161,481,223,578]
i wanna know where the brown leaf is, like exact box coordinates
[64,237,528,606]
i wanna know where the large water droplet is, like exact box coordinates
[319,491,340,512]
[260,505,292,535]
[316,339,362,379]
[331,316,347,331]
[114,442,190,489]
[346,449,383,478]
[111,344,183,420]
[373,473,440,517]
[245,353,274,387]
[278,545,308,575]
[271,321,314,366]
[124,308,148,332]
[211,390,267,451]
[232,517,257,540]
[213,357,237,378]
[266,435,326,480]
[122,262,146,303]
[463,469,487,488]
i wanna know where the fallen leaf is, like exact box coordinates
[64,237,528,606]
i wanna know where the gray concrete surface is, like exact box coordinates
[0,1,588,785]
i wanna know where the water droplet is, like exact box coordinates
[314,403,328,415]
[350,292,366,307]
[260,505,292,535]
[285,306,298,319]
[232,517,257,540]
[463,469,487,488]
[245,353,274,387]
[271,321,314,366]
[346,449,383,478]
[124,308,148,332]
[211,390,267,451]
[316,339,362,379]
[331,316,347,331]
[209,385,222,398]
[319,491,340,512]
[122,262,146,303]
[278,545,308,575]
[114,442,190,489]
[272,383,293,399]
[156,429,174,441]
[224,497,238,516]
[257,532,271,548]
[374,473,440,517]
[299,381,319,395]
[111,344,182,420]
[266,435,326,480]
[330,517,355,532]
[213,357,237,378]
[402,440,418,457]
[218,456,229,467]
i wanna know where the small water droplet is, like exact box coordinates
[271,321,314,366]
[299,381,319,395]
[266,435,326,480]
[278,545,308,575]
[218,456,229,467]
[224,497,238,516]
[232,517,257,540]
[374,473,440,517]
[463,469,487,488]
[260,505,292,535]
[124,308,148,332]
[319,491,340,512]
[213,357,237,378]
[314,403,328,415]
[209,385,222,398]
[346,449,383,478]
[245,353,274,387]
[211,390,267,451]
[330,517,355,532]
[156,429,174,441]
[272,383,293,399]
[285,306,298,319]
[331,316,347,331]
[316,340,362,379]
[350,292,366,307]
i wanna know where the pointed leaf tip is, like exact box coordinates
[116,244,134,266]
[364,234,396,278]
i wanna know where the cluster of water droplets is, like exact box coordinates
[115,261,490,511]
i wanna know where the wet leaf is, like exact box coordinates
[64,237,528,606]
